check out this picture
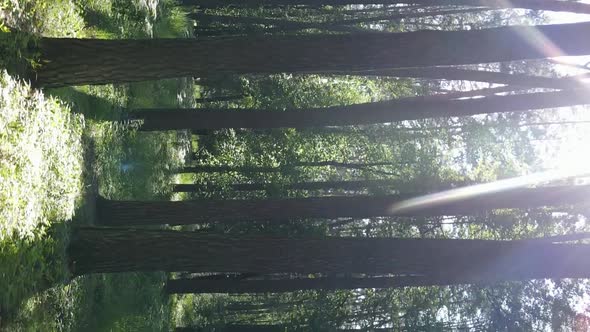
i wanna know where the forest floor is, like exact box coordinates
[0,0,193,330]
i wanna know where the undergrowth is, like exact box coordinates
[0,70,83,317]
[1,0,191,330]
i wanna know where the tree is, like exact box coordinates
[178,0,590,14]
[179,161,402,174]
[165,275,463,294]
[173,179,408,192]
[133,90,590,130]
[192,8,484,35]
[175,326,288,332]
[175,325,397,331]
[191,13,362,35]
[173,179,471,193]
[97,184,590,226]
[196,94,245,103]
[328,67,588,90]
[69,228,590,282]
[36,22,590,86]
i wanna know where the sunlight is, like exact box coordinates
[389,166,589,214]
[389,9,590,216]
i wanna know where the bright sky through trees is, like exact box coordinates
[518,10,590,176]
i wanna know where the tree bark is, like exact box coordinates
[175,326,283,332]
[307,119,590,137]
[192,8,482,32]
[98,184,590,226]
[174,326,306,332]
[36,22,590,87]
[179,161,401,174]
[327,68,588,90]
[133,89,590,130]
[69,228,590,283]
[330,7,485,25]
[165,275,464,294]
[179,0,590,14]
[173,179,468,192]
[175,325,397,331]
[173,179,409,192]
[191,13,361,33]
[195,94,245,103]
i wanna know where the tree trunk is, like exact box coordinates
[191,13,361,33]
[165,275,465,294]
[36,22,590,87]
[328,67,588,90]
[174,326,290,332]
[173,179,468,192]
[179,0,590,14]
[195,94,245,103]
[306,119,590,136]
[133,89,590,130]
[97,184,590,226]
[68,228,590,282]
[173,179,408,192]
[179,161,401,174]
[429,85,526,99]
[192,8,482,32]
[330,7,485,25]
[175,325,397,331]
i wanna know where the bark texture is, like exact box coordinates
[192,8,482,34]
[98,184,590,226]
[173,179,408,192]
[175,325,396,331]
[181,0,590,14]
[165,275,457,294]
[37,22,590,86]
[175,326,289,332]
[336,68,588,90]
[133,90,590,130]
[69,228,590,282]
[179,161,400,173]
[195,94,245,103]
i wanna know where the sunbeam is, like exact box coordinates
[390,167,590,214]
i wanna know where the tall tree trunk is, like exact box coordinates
[327,67,588,90]
[191,13,362,33]
[69,228,590,282]
[173,179,408,192]
[179,0,590,14]
[132,89,590,130]
[195,94,245,103]
[175,325,397,331]
[36,22,590,87]
[175,326,283,332]
[306,119,590,136]
[173,179,468,193]
[165,275,465,294]
[180,161,401,174]
[192,8,482,32]
[97,184,590,226]
[330,7,485,25]
[428,85,527,99]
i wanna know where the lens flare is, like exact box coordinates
[390,15,590,215]
[390,167,590,214]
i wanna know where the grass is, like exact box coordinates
[0,0,191,330]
